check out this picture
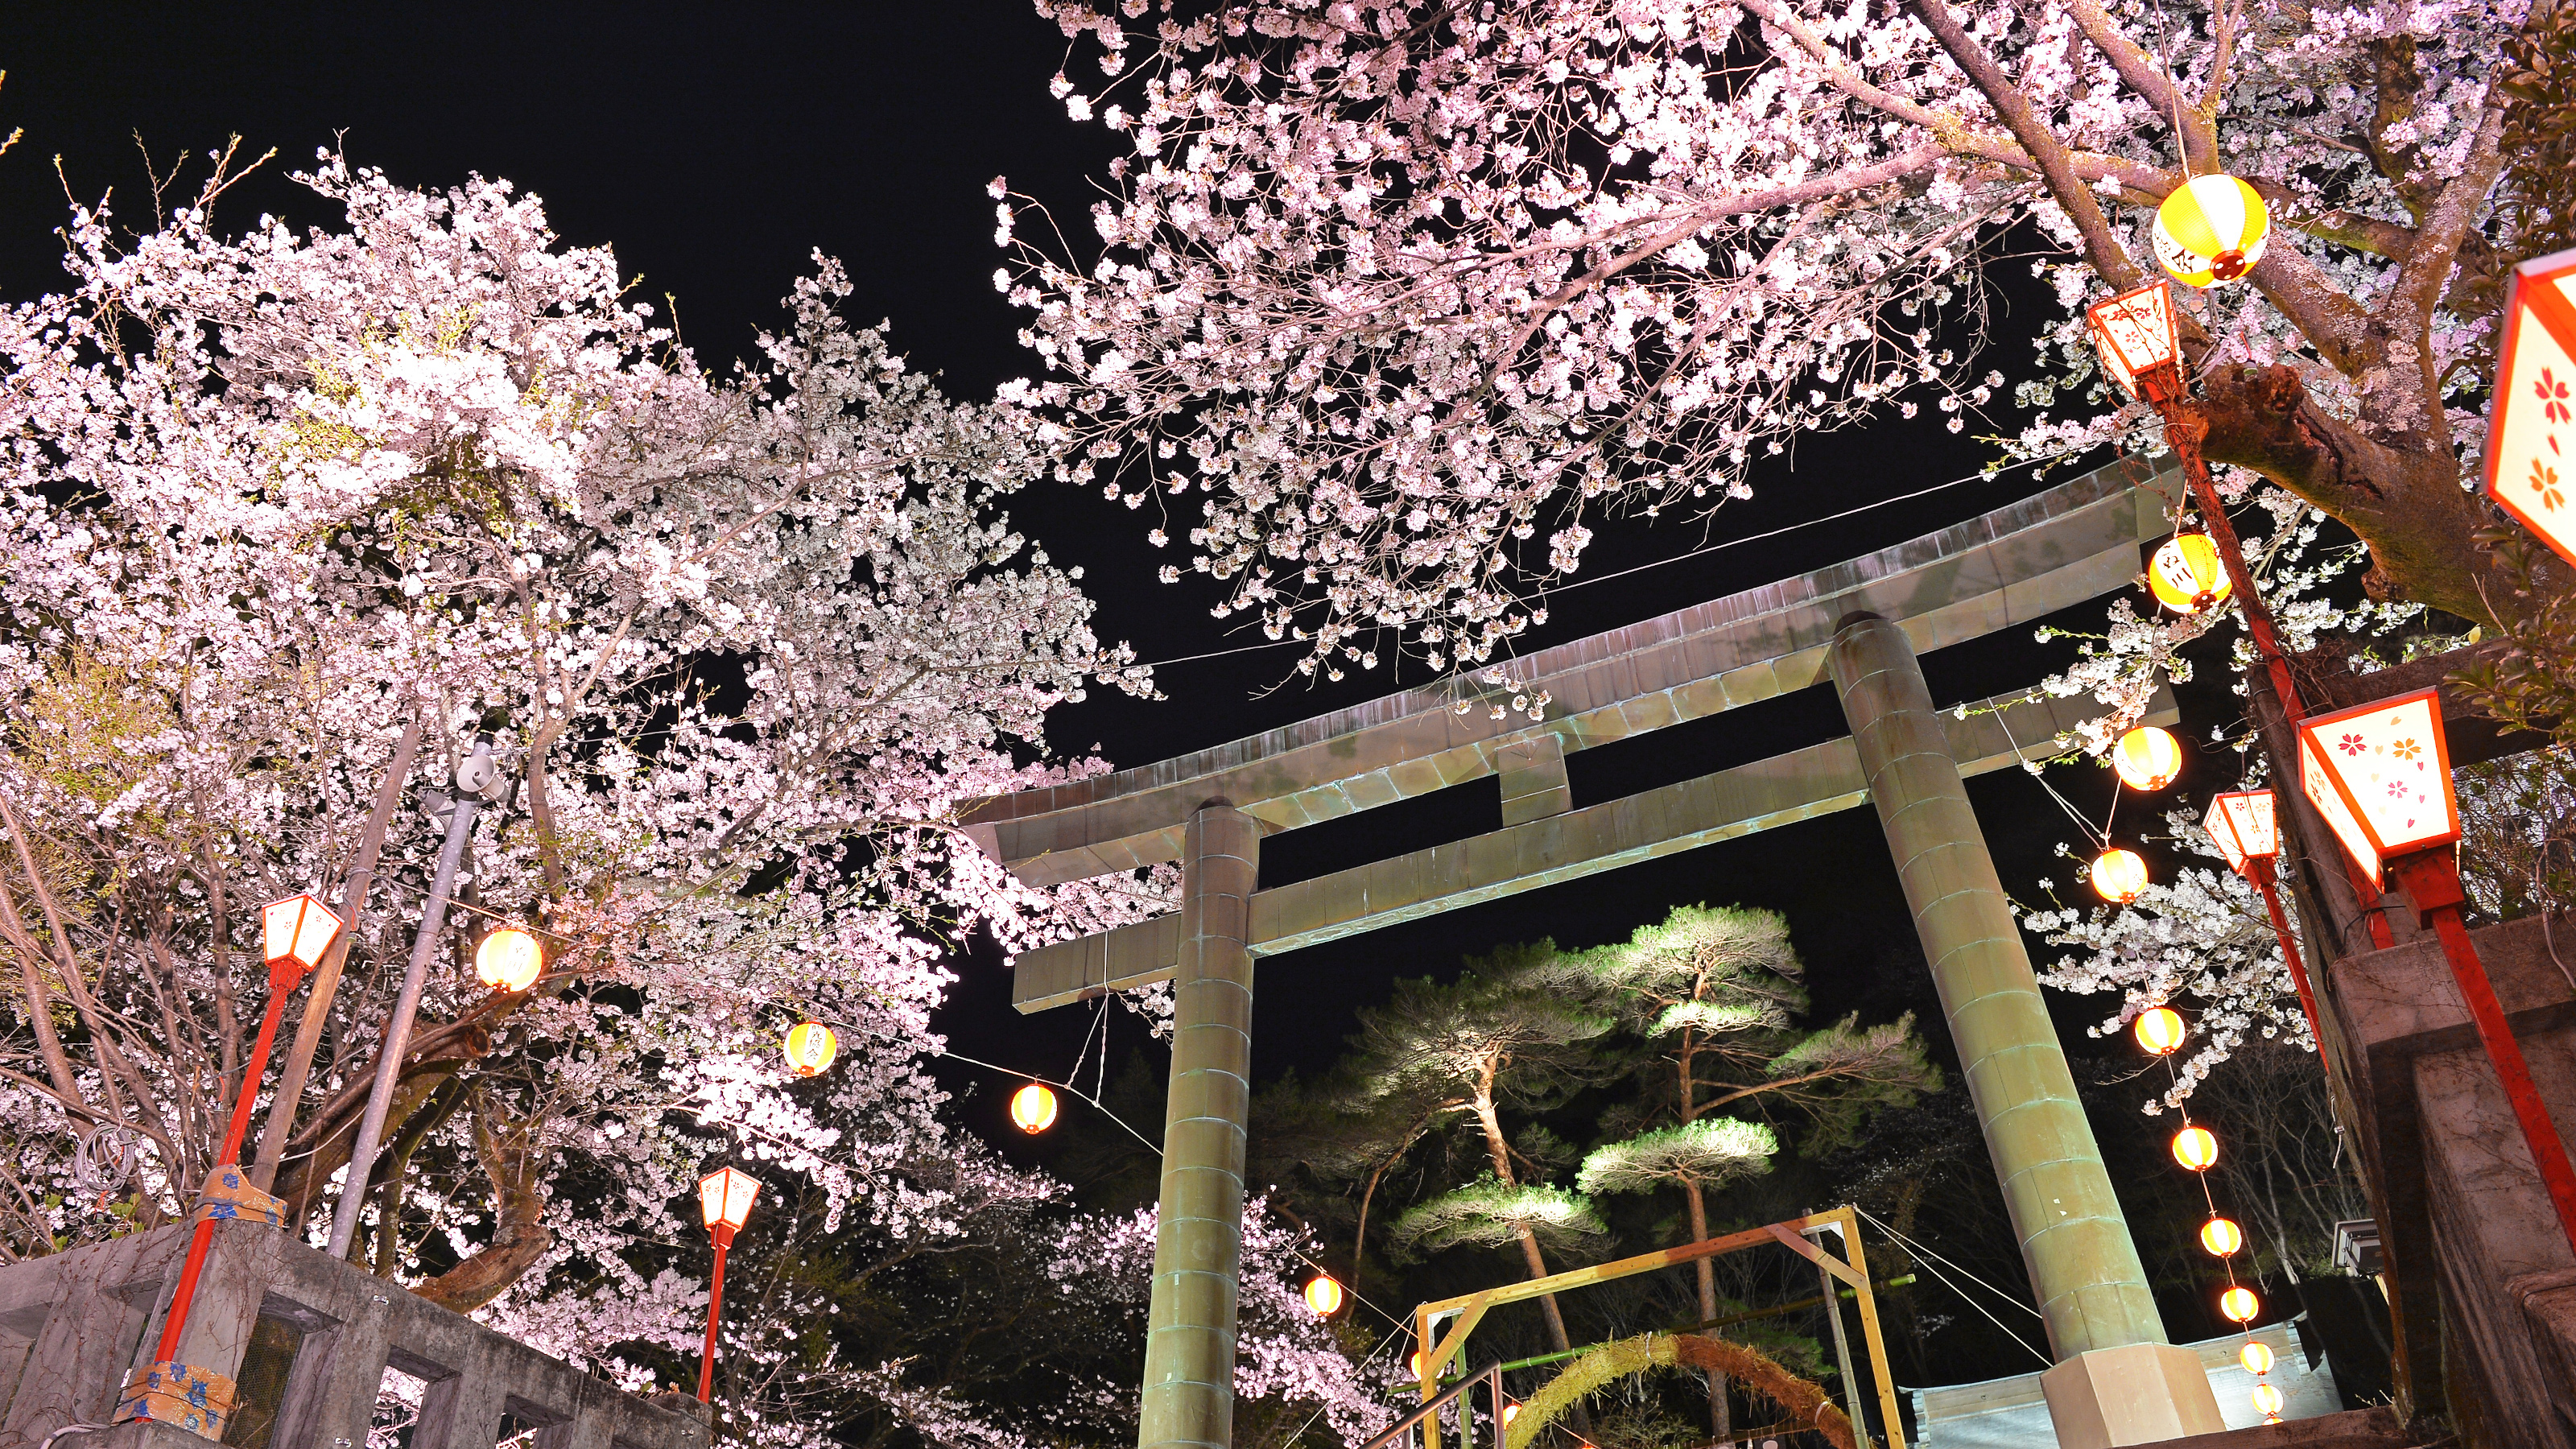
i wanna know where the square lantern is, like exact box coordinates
[261,894,344,976]
[698,1166,761,1242]
[2485,246,2576,568]
[2204,790,2279,876]
[2296,687,2460,883]
[2087,281,2183,406]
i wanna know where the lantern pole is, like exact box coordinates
[700,1218,733,1403]
[148,899,341,1375]
[327,737,497,1259]
[2243,858,2324,1045]
[2388,850,2576,1253]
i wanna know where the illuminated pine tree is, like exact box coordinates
[1344,943,1614,1358]
[1576,905,1938,1434]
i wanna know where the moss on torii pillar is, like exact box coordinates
[1137,803,1260,1449]
[1827,614,2222,1446]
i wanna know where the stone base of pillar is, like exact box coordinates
[2040,1343,2227,1448]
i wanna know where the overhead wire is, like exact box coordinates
[1852,1208,2054,1370]
[1123,445,2103,671]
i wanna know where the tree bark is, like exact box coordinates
[2198,365,2505,624]
[1679,1030,1729,1439]
[410,1093,554,1315]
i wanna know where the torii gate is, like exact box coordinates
[964,456,2227,1449]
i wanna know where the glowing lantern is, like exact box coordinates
[2296,687,2458,883]
[2220,1285,2261,1323]
[1503,1403,1522,1426]
[1010,1082,1059,1133]
[2204,791,2279,877]
[2240,1340,2275,1374]
[2172,1125,2219,1171]
[2153,175,2271,287]
[2132,1007,2186,1056]
[1409,1351,1425,1380]
[2091,847,2149,904]
[2481,246,2576,568]
[262,894,344,979]
[2251,1383,2284,1417]
[2199,1216,2244,1257]
[782,1021,838,1077]
[474,927,543,994]
[1304,1275,1344,1318]
[2113,726,2184,791]
[2087,281,2182,406]
[2148,534,2231,614]
[699,1165,760,1241]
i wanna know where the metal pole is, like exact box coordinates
[1137,803,1258,1449]
[326,738,491,1258]
[251,716,424,1191]
[700,1228,732,1402]
[1827,616,2165,1359]
[1805,1216,1865,1446]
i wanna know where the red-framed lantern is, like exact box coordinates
[2483,245,2576,568]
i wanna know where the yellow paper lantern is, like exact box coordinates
[2148,533,2232,613]
[2112,726,2183,792]
[1010,1082,1059,1133]
[2221,1285,2261,1323]
[474,927,543,994]
[2091,847,2149,904]
[1503,1403,1522,1426]
[2240,1340,2275,1374]
[2132,1006,2186,1056]
[1304,1275,1344,1317]
[2251,1382,2284,1416]
[2172,1125,2219,1171]
[2200,1216,2244,1257]
[782,1021,838,1078]
[2154,174,2271,287]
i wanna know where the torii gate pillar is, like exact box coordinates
[1138,803,1260,1449]
[1828,615,2223,1447]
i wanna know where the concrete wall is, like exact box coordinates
[0,1219,706,1449]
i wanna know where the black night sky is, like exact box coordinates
[3,3,2268,1373]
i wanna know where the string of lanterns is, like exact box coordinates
[2133,1006,2282,1424]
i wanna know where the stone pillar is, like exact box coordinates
[1827,615,2220,1447]
[1138,803,1260,1449]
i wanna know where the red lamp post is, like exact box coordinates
[2087,283,2306,720]
[2298,687,2576,1252]
[150,894,341,1365]
[2204,789,2326,1045]
[696,1166,761,1403]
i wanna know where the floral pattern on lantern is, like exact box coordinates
[2204,791,2278,875]
[2483,246,2576,568]
[2296,687,2459,881]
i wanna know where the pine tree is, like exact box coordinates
[1575,905,1939,1435]
[1347,943,1613,1358]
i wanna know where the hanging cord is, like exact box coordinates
[1988,697,2112,848]
[1850,1208,2052,1369]
[2164,1051,2266,1369]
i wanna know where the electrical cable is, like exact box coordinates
[1850,1207,2048,1326]
[1123,445,2103,671]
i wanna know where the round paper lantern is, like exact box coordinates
[2220,1285,2260,1323]
[2172,1125,2219,1171]
[1408,1351,1426,1379]
[1304,1275,1344,1318]
[2149,534,2232,613]
[2251,1383,2284,1416]
[2133,1006,2186,1056]
[2092,847,2149,904]
[474,927,543,993]
[1009,1082,1059,1133]
[2112,725,2183,792]
[782,1022,838,1078]
[2240,1340,2275,1374]
[1503,1404,1521,1426]
[2199,1216,2244,1257]
[2153,175,2271,287]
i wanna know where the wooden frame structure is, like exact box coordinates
[1410,1206,1905,1449]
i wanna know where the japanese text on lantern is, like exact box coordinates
[2487,247,2576,563]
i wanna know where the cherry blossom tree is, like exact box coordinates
[0,151,1203,1443]
[1004,0,2552,689]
